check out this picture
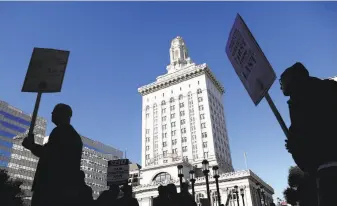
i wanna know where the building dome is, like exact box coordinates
[171,36,185,47]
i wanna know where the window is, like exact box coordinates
[161,101,166,105]
[197,89,202,94]
[163,142,167,147]
[171,113,175,119]
[204,152,208,158]
[200,114,205,120]
[153,172,172,184]
[179,95,183,100]
[181,128,186,134]
[162,108,166,113]
[162,133,167,138]
[163,151,167,157]
[192,135,196,140]
[170,105,175,110]
[172,139,177,145]
[201,123,206,128]
[162,124,167,130]
[146,137,150,142]
[171,122,176,127]
[181,119,186,125]
[202,132,207,138]
[193,145,197,149]
[182,146,187,152]
[179,103,184,108]
[146,154,150,159]
[146,106,150,111]
[146,146,150,151]
[162,116,167,121]
[171,130,176,136]
[180,111,185,116]
[170,97,175,103]
[182,137,187,143]
[146,113,150,118]
[199,105,204,111]
[146,129,150,134]
[198,97,203,102]
[203,142,208,148]
[172,148,178,154]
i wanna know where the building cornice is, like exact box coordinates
[138,63,225,96]
[133,170,274,194]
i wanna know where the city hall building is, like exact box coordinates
[135,37,274,206]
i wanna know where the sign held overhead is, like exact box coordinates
[22,48,70,93]
[107,159,129,186]
[225,14,276,106]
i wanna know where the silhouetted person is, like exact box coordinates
[22,103,83,206]
[280,62,337,206]
[167,184,179,206]
[77,170,94,206]
[119,185,139,206]
[153,185,169,206]
[96,184,120,206]
[180,183,197,206]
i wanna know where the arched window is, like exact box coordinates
[196,193,205,206]
[153,172,172,184]
[161,101,166,106]
[170,97,175,103]
[179,95,183,100]
[197,89,202,94]
[146,106,150,111]
[153,103,157,108]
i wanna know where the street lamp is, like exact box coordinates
[240,187,245,206]
[212,166,221,206]
[234,185,240,206]
[202,159,211,205]
[189,170,196,200]
[256,183,262,206]
[177,165,184,189]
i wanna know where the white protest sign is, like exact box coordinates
[107,159,129,186]
[22,48,70,93]
[225,14,276,106]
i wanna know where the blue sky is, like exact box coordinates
[1,2,336,200]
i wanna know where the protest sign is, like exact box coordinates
[107,159,130,186]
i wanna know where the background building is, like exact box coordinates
[135,37,274,206]
[330,76,337,81]
[129,162,141,186]
[80,135,123,199]
[0,100,47,204]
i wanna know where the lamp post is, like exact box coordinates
[212,166,221,206]
[256,183,262,206]
[189,170,196,200]
[177,165,184,189]
[234,185,240,206]
[202,159,211,206]
[240,187,245,206]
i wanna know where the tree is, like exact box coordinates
[283,166,317,206]
[0,169,25,206]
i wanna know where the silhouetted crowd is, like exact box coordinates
[17,61,337,206]
[153,183,196,206]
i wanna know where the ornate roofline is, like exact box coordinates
[138,64,225,96]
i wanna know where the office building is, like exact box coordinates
[128,163,141,187]
[135,37,274,206]
[0,100,47,204]
[80,136,123,199]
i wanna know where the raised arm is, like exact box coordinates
[22,134,45,158]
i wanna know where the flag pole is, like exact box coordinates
[244,152,248,170]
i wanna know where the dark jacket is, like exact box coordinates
[288,77,337,172]
[30,124,83,192]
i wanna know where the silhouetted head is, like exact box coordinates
[181,182,189,193]
[280,62,309,96]
[167,184,177,196]
[109,184,120,198]
[121,185,132,197]
[52,103,72,126]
